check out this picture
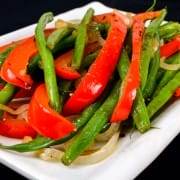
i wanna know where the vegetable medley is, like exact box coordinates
[0,4,179,166]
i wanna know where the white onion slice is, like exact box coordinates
[40,148,63,161]
[96,123,120,142]
[55,19,79,29]
[17,110,28,121]
[0,104,29,115]
[55,19,71,29]
[12,97,31,102]
[160,57,180,70]
[40,132,120,165]
[74,132,120,165]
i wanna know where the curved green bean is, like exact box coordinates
[35,12,61,112]
[146,0,157,12]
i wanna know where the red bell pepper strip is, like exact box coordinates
[55,42,101,80]
[28,84,75,140]
[111,11,161,122]
[0,39,28,53]
[160,36,180,58]
[0,29,54,89]
[63,12,127,115]
[55,50,81,80]
[175,88,180,97]
[0,37,37,89]
[135,11,161,21]
[0,112,37,139]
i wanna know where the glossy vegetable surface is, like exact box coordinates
[63,12,127,115]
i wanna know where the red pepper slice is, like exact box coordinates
[63,12,127,115]
[160,36,180,58]
[0,38,28,53]
[55,50,81,80]
[175,88,180,97]
[28,84,75,140]
[135,11,161,21]
[0,112,37,139]
[0,29,54,89]
[0,37,37,89]
[55,42,101,80]
[111,11,161,122]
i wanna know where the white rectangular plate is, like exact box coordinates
[0,2,180,180]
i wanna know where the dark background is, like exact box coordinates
[0,0,179,179]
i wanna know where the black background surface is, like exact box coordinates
[0,0,179,179]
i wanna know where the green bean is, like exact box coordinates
[159,22,180,41]
[0,47,17,116]
[62,81,120,165]
[117,49,150,133]
[132,89,150,132]
[53,31,76,54]
[153,53,180,97]
[0,47,14,68]
[117,49,130,79]
[81,50,99,69]
[35,12,61,112]
[132,9,166,131]
[143,49,160,100]
[72,8,94,70]
[27,32,76,75]
[0,83,16,116]
[147,71,180,118]
[141,9,167,90]
[47,27,73,50]
[0,100,102,152]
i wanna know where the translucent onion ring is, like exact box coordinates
[0,104,29,115]
[40,131,120,165]
[160,57,180,70]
